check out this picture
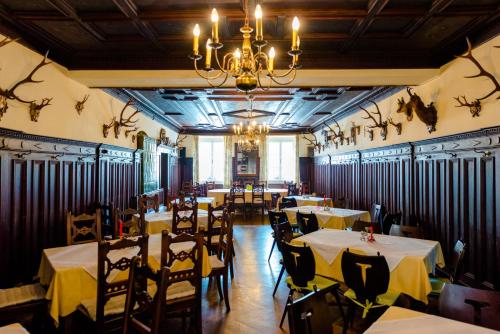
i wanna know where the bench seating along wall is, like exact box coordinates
[311,126,500,291]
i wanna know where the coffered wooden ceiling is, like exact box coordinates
[0,0,498,70]
[107,86,397,132]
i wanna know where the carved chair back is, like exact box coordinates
[114,208,140,238]
[252,184,265,204]
[66,209,102,245]
[172,201,198,235]
[123,257,169,334]
[230,186,246,204]
[96,235,149,331]
[139,194,159,214]
[215,213,234,268]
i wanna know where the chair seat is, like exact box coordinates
[167,281,196,301]
[429,277,450,295]
[285,275,338,292]
[344,288,399,307]
[0,283,46,309]
[177,221,193,229]
[208,255,225,270]
[79,293,129,322]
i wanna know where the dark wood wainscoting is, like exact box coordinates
[0,129,142,287]
[311,127,500,290]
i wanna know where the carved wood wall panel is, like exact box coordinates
[312,128,500,290]
[0,130,142,287]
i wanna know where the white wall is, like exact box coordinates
[0,36,177,147]
[312,35,500,156]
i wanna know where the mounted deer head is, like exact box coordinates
[453,38,500,117]
[29,98,52,122]
[103,117,116,138]
[114,100,140,139]
[75,94,89,115]
[360,100,388,140]
[322,119,344,145]
[350,122,361,145]
[125,127,138,138]
[302,128,323,153]
[397,87,437,133]
[0,52,53,121]
[387,117,402,135]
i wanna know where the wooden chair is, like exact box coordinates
[299,182,310,195]
[341,250,399,332]
[389,224,422,238]
[139,194,159,214]
[369,203,384,225]
[429,239,467,296]
[181,181,193,193]
[205,205,225,254]
[332,197,349,209]
[206,181,216,192]
[66,209,102,245]
[382,212,402,235]
[230,186,246,220]
[207,213,234,312]
[287,183,298,196]
[78,235,149,333]
[270,192,281,211]
[114,208,140,238]
[251,184,265,217]
[351,219,382,234]
[160,232,203,334]
[123,257,169,334]
[172,201,198,235]
[296,212,319,235]
[439,283,500,331]
[0,283,48,333]
[279,197,297,210]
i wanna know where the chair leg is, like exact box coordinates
[230,257,235,279]
[195,305,202,334]
[267,239,276,262]
[272,265,285,297]
[215,274,223,300]
[280,290,293,328]
[223,271,230,312]
[332,288,347,329]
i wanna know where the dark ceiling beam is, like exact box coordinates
[44,0,105,41]
[342,0,390,51]
[111,0,164,50]
[404,0,457,37]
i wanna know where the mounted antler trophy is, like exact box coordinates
[322,119,344,148]
[396,87,437,133]
[453,38,500,117]
[387,117,402,135]
[360,100,388,140]
[0,52,53,121]
[75,94,89,115]
[103,118,116,138]
[174,131,187,148]
[114,100,140,139]
[302,128,323,153]
[349,122,361,145]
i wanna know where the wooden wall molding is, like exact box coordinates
[311,125,500,290]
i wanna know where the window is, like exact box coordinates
[198,136,224,183]
[267,136,296,182]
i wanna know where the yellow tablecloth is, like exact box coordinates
[0,323,29,334]
[171,197,215,210]
[139,209,209,234]
[283,206,371,229]
[365,306,498,333]
[208,188,288,206]
[292,229,445,303]
[284,196,332,207]
[37,234,211,325]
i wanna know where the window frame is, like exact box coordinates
[198,136,225,183]
[266,135,296,183]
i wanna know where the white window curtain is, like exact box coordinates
[295,134,300,185]
[267,135,296,183]
[259,135,267,182]
[224,136,233,187]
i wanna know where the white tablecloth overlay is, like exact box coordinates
[42,234,195,282]
[207,188,288,205]
[295,229,444,272]
[365,307,499,334]
[0,323,29,334]
[283,206,371,229]
[285,196,331,207]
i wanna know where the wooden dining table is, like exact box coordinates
[365,306,498,333]
[207,188,288,206]
[284,195,332,207]
[291,229,445,303]
[139,209,210,234]
[37,234,211,325]
[282,205,371,230]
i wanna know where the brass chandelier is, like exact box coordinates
[190,1,302,92]
[233,95,269,152]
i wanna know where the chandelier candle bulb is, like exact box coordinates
[255,4,263,41]
[268,47,275,72]
[211,8,219,43]
[234,48,241,69]
[193,24,200,55]
[205,39,212,69]
[292,17,300,50]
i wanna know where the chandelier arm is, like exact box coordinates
[206,71,230,88]
[269,68,297,85]
[256,66,272,91]
[193,59,226,81]
[213,49,230,73]
[268,66,296,79]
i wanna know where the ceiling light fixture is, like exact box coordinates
[190,1,302,92]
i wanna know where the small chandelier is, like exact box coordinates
[190,1,302,92]
[233,95,270,152]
